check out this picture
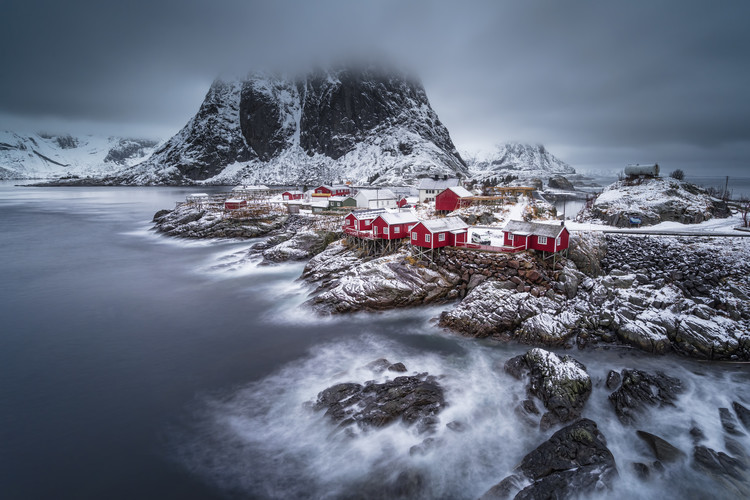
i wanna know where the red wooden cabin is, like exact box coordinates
[410,217,469,249]
[435,186,474,212]
[343,208,387,233]
[502,220,570,252]
[314,185,351,197]
[282,191,303,201]
[371,212,420,240]
[224,199,247,210]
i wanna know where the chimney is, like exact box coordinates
[561,220,565,226]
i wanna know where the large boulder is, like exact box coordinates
[505,349,592,429]
[481,419,618,499]
[313,372,445,434]
[306,247,461,314]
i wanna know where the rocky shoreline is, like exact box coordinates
[152,204,750,361]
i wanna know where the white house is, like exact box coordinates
[418,177,460,203]
[354,188,398,209]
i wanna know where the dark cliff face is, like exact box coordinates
[296,69,441,160]
[124,68,466,185]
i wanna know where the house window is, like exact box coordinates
[556,237,561,246]
[394,226,400,234]
[412,231,417,239]
[384,227,389,235]
[373,226,378,235]
[438,233,446,242]
[425,234,431,243]
[538,236,547,245]
[508,234,514,243]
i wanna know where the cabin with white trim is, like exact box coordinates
[410,217,469,249]
[371,212,420,240]
[502,220,570,253]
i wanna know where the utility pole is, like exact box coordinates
[724,176,730,201]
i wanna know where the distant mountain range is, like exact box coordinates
[0,131,158,180]
[1,68,579,186]
[465,143,575,182]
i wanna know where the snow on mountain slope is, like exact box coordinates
[467,143,575,182]
[0,131,159,180]
[107,67,468,186]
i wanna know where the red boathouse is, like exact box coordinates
[435,186,474,213]
[371,212,420,239]
[314,185,351,197]
[343,208,387,233]
[282,191,303,201]
[410,217,469,249]
[224,198,247,210]
[502,220,570,253]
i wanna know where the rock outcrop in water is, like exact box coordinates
[505,349,592,429]
[313,364,445,435]
[152,203,287,238]
[607,369,683,424]
[302,242,462,314]
[481,419,618,500]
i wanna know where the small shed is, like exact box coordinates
[435,186,474,212]
[343,208,387,232]
[282,190,304,201]
[371,212,420,239]
[224,198,247,210]
[311,200,330,213]
[502,220,570,253]
[410,217,469,249]
[329,196,357,209]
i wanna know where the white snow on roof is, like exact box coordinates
[446,186,473,198]
[377,211,420,225]
[504,219,565,238]
[225,198,244,203]
[419,216,469,233]
[356,189,398,201]
[348,208,387,219]
[418,178,459,190]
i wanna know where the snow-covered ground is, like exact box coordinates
[567,212,747,235]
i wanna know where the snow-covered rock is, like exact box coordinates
[583,177,730,227]
[101,67,468,186]
[505,348,592,429]
[152,203,287,238]
[0,131,158,180]
[303,245,462,314]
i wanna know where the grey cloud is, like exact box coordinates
[1,0,748,174]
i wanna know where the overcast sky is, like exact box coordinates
[2,0,749,176]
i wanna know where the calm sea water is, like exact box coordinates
[1,182,749,499]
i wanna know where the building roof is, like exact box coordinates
[347,208,387,219]
[356,189,398,201]
[311,200,329,208]
[444,186,474,198]
[376,211,420,225]
[316,184,333,190]
[504,220,566,238]
[329,196,355,202]
[283,190,303,194]
[225,198,245,203]
[418,177,460,190]
[418,216,469,233]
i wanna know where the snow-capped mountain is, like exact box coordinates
[467,143,575,183]
[0,131,159,180]
[108,67,468,186]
